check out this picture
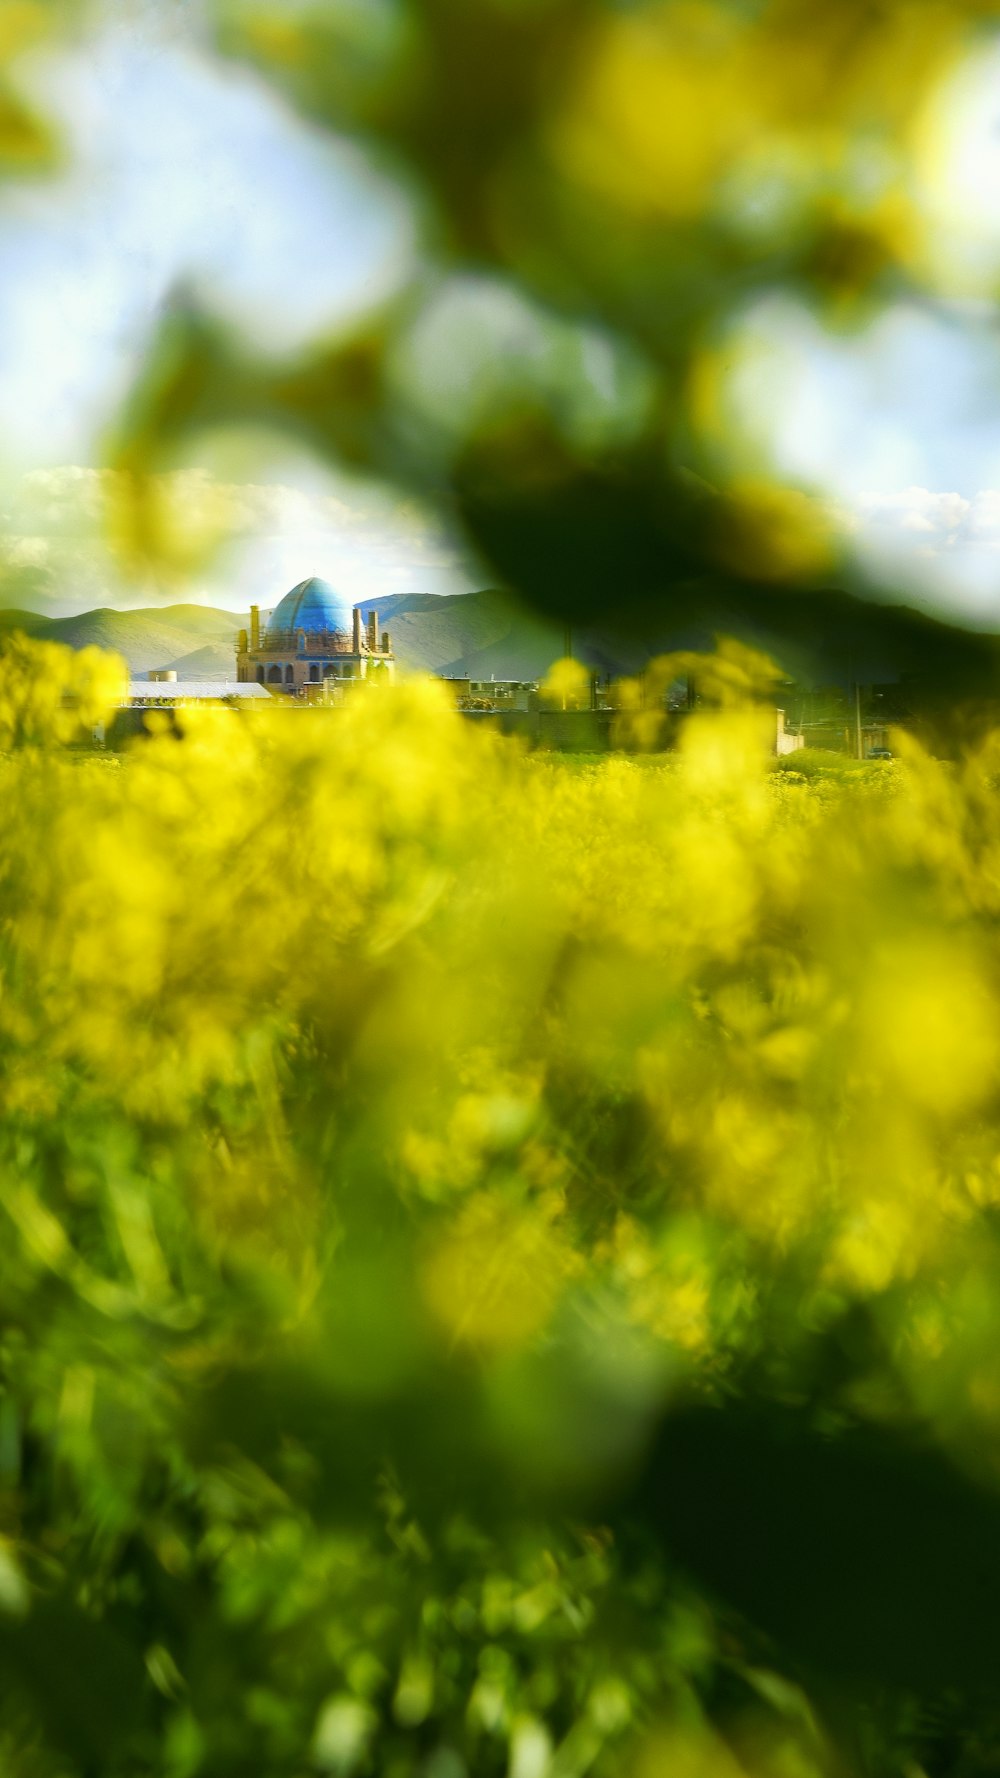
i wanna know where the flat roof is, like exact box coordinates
[125,681,271,701]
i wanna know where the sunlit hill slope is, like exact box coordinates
[0,592,568,681]
[0,590,714,682]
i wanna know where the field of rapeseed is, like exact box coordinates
[4,639,1000,1775]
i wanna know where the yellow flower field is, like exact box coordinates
[3,637,1000,1773]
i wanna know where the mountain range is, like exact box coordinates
[0,591,662,682]
[0,603,247,680]
[2,589,983,695]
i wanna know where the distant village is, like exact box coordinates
[109,574,904,758]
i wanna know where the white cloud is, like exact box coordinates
[968,491,1000,539]
[1,536,50,568]
[855,488,971,537]
[847,485,1000,624]
[0,456,485,617]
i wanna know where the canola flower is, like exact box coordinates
[3,637,1000,1772]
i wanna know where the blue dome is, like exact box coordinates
[266,576,353,638]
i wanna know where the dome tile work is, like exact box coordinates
[266,576,354,639]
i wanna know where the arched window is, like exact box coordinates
[267,664,283,684]
[284,664,294,684]
[256,665,265,684]
[309,664,320,682]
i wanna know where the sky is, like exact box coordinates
[0,0,483,615]
[2,457,481,619]
[709,35,1000,628]
[3,3,1000,622]
[719,292,1000,626]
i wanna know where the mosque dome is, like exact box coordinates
[266,576,353,638]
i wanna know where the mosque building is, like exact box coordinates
[236,576,394,692]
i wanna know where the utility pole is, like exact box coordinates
[848,654,863,759]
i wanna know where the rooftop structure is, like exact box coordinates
[440,678,537,712]
[236,575,394,693]
[124,681,271,703]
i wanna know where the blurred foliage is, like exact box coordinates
[0,2,76,173]
[8,3,1000,1772]
[69,0,1000,683]
[0,634,124,748]
[3,639,1000,1769]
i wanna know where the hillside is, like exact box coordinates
[0,608,46,632]
[0,593,564,680]
[364,591,717,681]
[163,643,239,678]
[0,604,247,676]
[359,590,563,677]
[0,590,710,682]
